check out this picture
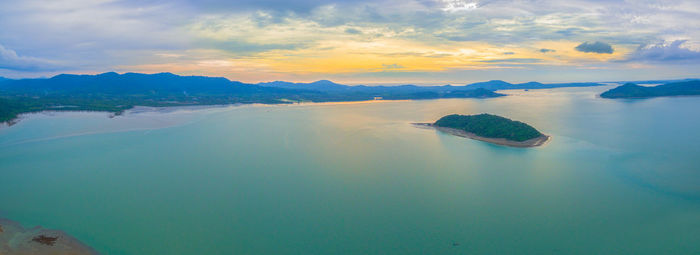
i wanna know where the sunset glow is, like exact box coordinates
[1,0,699,84]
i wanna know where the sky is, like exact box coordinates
[1,0,699,84]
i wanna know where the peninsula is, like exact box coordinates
[415,114,549,147]
[0,72,506,124]
[600,80,700,98]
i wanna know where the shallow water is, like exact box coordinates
[1,86,699,254]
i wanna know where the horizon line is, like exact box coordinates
[2,71,699,87]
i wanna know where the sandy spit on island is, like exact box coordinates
[413,123,550,148]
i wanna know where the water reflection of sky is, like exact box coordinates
[1,86,699,199]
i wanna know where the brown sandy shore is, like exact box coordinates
[413,123,550,148]
[0,218,97,255]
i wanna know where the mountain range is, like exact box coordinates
[2,72,698,123]
[256,79,606,92]
[0,72,504,123]
[0,73,611,94]
[600,80,700,98]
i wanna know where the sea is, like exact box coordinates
[1,86,699,254]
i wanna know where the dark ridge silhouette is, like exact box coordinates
[464,80,604,90]
[0,72,504,123]
[600,80,700,98]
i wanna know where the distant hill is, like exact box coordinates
[257,79,605,93]
[258,80,351,91]
[258,80,455,94]
[5,71,692,124]
[465,80,604,90]
[608,78,700,85]
[0,72,326,123]
[0,72,504,123]
[0,72,285,95]
[380,88,504,100]
[465,80,514,90]
[600,80,700,98]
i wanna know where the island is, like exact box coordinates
[415,113,549,147]
[600,80,700,98]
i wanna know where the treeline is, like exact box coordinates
[0,72,504,123]
[434,114,543,142]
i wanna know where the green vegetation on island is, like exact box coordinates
[431,114,545,143]
[600,80,700,98]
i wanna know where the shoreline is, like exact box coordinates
[0,99,417,133]
[0,99,417,129]
[0,218,97,255]
[413,123,550,148]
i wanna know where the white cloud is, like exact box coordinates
[1,0,700,81]
[624,40,700,63]
[441,0,479,12]
[0,44,63,71]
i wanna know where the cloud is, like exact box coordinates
[440,0,479,12]
[200,39,303,55]
[118,0,376,15]
[0,44,63,71]
[2,0,700,81]
[624,40,700,63]
[382,63,404,69]
[575,41,614,54]
[555,28,583,37]
[344,28,362,34]
[479,58,542,63]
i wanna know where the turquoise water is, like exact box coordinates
[1,86,699,254]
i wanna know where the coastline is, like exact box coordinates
[0,99,415,129]
[413,123,550,148]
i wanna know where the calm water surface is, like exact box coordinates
[1,86,699,254]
